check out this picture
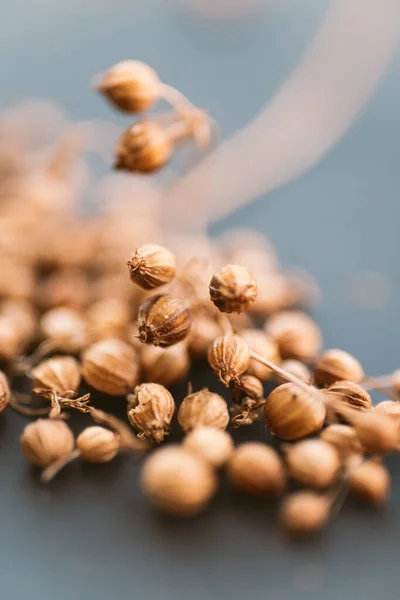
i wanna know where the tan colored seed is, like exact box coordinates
[352,411,399,455]
[87,298,131,341]
[82,338,139,396]
[138,294,192,347]
[187,313,222,360]
[31,356,81,395]
[127,244,176,290]
[209,264,257,314]
[128,383,175,443]
[183,426,234,468]
[324,381,372,423]
[284,439,341,489]
[177,388,229,432]
[314,349,364,387]
[241,329,280,381]
[275,359,310,385]
[264,383,326,441]
[280,492,331,537]
[140,342,190,387]
[320,424,362,461]
[20,419,74,467]
[265,311,322,360]
[374,400,400,417]
[349,460,390,507]
[227,442,285,497]
[115,121,173,173]
[40,306,88,353]
[208,334,250,387]
[238,374,264,400]
[0,370,10,414]
[140,445,217,516]
[77,426,120,463]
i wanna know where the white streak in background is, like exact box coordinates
[164,0,400,231]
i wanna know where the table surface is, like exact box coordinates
[1,2,400,599]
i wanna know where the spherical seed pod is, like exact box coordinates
[138,294,192,347]
[349,461,390,507]
[187,313,222,360]
[284,440,340,489]
[82,338,139,396]
[241,330,280,381]
[275,359,311,385]
[178,389,229,432]
[1,299,36,340]
[352,412,399,455]
[97,60,160,113]
[76,426,119,463]
[251,273,291,316]
[115,121,173,173]
[320,424,362,461]
[209,264,257,314]
[227,442,285,497]
[325,381,371,422]
[0,318,24,361]
[128,383,175,443]
[265,311,322,360]
[183,426,234,468]
[208,334,250,387]
[31,356,81,395]
[127,244,176,290]
[264,383,325,441]
[87,298,131,341]
[374,400,400,417]
[40,306,88,353]
[140,445,217,516]
[0,370,10,414]
[141,342,190,387]
[20,419,74,467]
[238,374,264,400]
[314,349,364,387]
[279,492,331,537]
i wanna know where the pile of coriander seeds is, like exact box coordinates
[0,60,399,539]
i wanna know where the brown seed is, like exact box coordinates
[40,306,88,353]
[127,244,176,290]
[265,311,322,360]
[77,426,120,463]
[187,313,222,360]
[349,460,390,507]
[137,294,192,347]
[141,342,190,388]
[97,60,160,113]
[20,419,74,467]
[87,298,131,341]
[325,381,371,422]
[140,445,217,516]
[128,382,175,443]
[238,374,264,400]
[183,426,234,468]
[352,411,399,455]
[320,424,362,461]
[374,400,400,416]
[264,383,326,441]
[279,492,331,537]
[241,330,280,381]
[275,359,311,385]
[227,442,285,497]
[82,338,139,396]
[0,370,10,414]
[115,121,173,173]
[284,439,340,489]
[314,349,364,387]
[209,264,257,314]
[208,334,250,387]
[178,388,229,432]
[31,356,81,395]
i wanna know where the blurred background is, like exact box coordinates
[1,1,400,599]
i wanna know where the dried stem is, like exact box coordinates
[41,449,80,483]
[9,391,50,417]
[363,375,399,402]
[250,352,313,394]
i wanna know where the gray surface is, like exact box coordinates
[1,1,400,599]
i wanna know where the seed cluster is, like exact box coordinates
[0,62,398,541]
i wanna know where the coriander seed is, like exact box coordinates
[284,439,340,490]
[208,334,250,386]
[140,342,190,387]
[127,244,176,290]
[115,121,173,173]
[31,356,81,395]
[314,349,364,387]
[241,329,280,381]
[349,460,390,507]
[227,442,285,497]
[82,338,139,396]
[325,380,371,413]
[279,492,331,537]
[183,426,234,468]
[209,264,257,314]
[275,359,310,385]
[320,424,362,461]
[265,311,322,360]
[137,294,192,347]
[128,382,175,443]
[177,388,229,432]
[20,419,74,467]
[77,426,120,463]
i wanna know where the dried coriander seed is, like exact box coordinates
[208,334,250,387]
[264,383,326,441]
[187,312,222,360]
[127,244,176,290]
[0,371,10,414]
[209,264,257,314]
[227,442,285,497]
[320,424,362,461]
[31,356,81,395]
[265,311,322,360]
[237,374,264,400]
[275,359,310,385]
[284,439,341,490]
[374,400,400,416]
[351,411,399,455]
[314,349,364,387]
[326,380,371,412]
[348,460,390,507]
[177,388,229,432]
[183,426,234,468]
[140,445,217,516]
[40,306,88,354]
[279,491,331,537]
[96,60,161,113]
[77,426,120,463]
[20,419,74,467]
[87,298,131,341]
[115,121,173,173]
[128,382,175,443]
[241,330,280,381]
[137,294,192,347]
[140,342,190,387]
[82,338,139,396]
